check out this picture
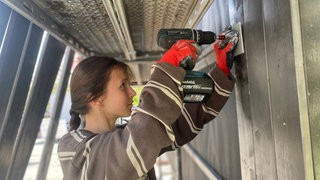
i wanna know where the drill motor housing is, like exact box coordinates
[158,29,216,50]
[157,29,216,103]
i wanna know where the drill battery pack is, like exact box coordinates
[182,71,214,103]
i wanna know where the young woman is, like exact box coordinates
[58,30,238,179]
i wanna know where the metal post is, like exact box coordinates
[0,22,42,179]
[36,47,74,180]
[175,148,182,180]
[0,10,43,179]
[0,1,11,42]
[6,33,66,180]
[157,156,162,180]
[0,10,29,128]
[182,144,222,180]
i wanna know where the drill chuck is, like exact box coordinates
[157,29,216,50]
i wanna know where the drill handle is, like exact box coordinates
[179,56,196,70]
[157,29,216,70]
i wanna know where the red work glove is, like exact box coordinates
[157,40,200,70]
[214,26,239,76]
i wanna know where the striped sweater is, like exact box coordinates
[58,62,235,180]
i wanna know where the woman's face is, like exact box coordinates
[99,68,136,121]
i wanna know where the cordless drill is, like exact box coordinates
[157,29,216,103]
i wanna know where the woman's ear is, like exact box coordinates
[89,97,104,107]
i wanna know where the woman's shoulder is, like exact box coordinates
[58,129,97,149]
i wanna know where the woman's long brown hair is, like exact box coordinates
[69,56,132,131]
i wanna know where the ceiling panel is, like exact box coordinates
[2,0,214,84]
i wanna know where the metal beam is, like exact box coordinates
[6,33,65,180]
[102,0,136,60]
[0,22,42,179]
[0,10,30,130]
[131,65,142,85]
[184,0,214,28]
[113,0,136,60]
[0,1,11,42]
[36,47,74,180]
[175,148,182,180]
[1,0,90,56]
[293,0,319,178]
[182,144,222,180]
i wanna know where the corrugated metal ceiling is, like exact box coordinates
[2,0,214,84]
